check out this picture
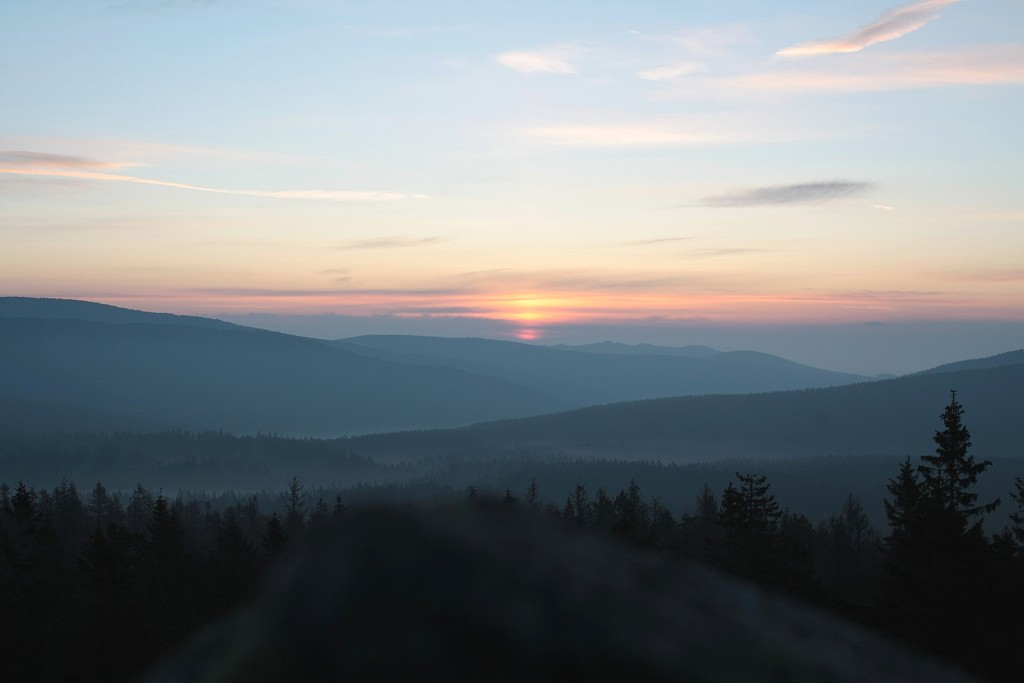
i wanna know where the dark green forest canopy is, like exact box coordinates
[2,467,1014,682]
[346,364,1024,461]
[2,430,1021,530]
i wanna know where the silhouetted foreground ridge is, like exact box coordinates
[140,506,978,683]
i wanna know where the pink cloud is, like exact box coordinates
[778,0,959,57]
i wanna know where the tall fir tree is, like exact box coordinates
[1008,477,1024,553]
[719,473,781,580]
[918,390,1000,533]
[881,392,1001,673]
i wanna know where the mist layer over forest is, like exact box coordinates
[2,297,1023,681]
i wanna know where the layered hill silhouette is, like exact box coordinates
[0,297,868,436]
[913,349,1024,375]
[337,335,865,406]
[0,298,566,436]
[548,341,718,357]
[0,296,239,330]
[348,359,1024,461]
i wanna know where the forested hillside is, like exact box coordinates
[350,362,1024,461]
[0,300,567,435]
[339,334,866,405]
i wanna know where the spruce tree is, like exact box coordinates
[612,480,649,544]
[883,458,921,560]
[918,390,1000,533]
[570,484,589,528]
[284,476,306,537]
[881,391,1001,670]
[590,487,615,531]
[262,513,288,561]
[1008,477,1024,552]
[525,478,540,510]
[719,473,781,580]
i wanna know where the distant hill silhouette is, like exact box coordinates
[338,335,866,405]
[4,298,1018,449]
[0,299,566,436]
[0,296,239,330]
[0,393,166,435]
[348,361,1024,461]
[913,349,1024,375]
[548,341,718,357]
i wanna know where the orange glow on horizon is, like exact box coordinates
[71,286,1024,328]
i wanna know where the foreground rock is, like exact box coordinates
[141,506,978,682]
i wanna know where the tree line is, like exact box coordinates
[2,392,1022,680]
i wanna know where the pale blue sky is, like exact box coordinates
[1,1,1022,372]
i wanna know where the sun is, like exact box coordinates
[495,295,573,342]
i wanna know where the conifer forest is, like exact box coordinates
[3,393,1023,681]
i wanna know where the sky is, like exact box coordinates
[1,0,1022,374]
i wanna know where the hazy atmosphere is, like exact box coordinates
[2,0,1022,374]
[3,2,1023,681]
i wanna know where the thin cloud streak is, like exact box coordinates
[653,45,1024,97]
[0,150,131,169]
[528,124,746,147]
[682,248,768,259]
[699,181,874,207]
[731,47,1024,92]
[189,287,472,298]
[154,288,1008,325]
[777,0,959,57]
[53,278,1023,327]
[451,268,710,293]
[0,167,422,202]
[637,62,705,81]
[333,236,448,250]
[951,269,1024,283]
[666,25,750,56]
[498,50,576,74]
[0,137,305,164]
[620,237,693,246]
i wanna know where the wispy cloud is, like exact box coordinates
[188,287,471,298]
[0,137,298,165]
[452,268,710,293]
[0,150,131,170]
[682,248,768,259]
[498,48,576,74]
[966,211,1024,223]
[527,124,746,147]
[778,0,959,57]
[620,237,693,246]
[333,236,447,250]
[342,24,470,39]
[951,269,1024,283]
[827,289,948,301]
[110,0,220,11]
[666,25,750,56]
[0,151,425,202]
[724,45,1024,92]
[699,181,874,207]
[637,62,705,81]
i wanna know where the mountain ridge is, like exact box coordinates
[3,298,1019,451]
[346,361,1024,462]
[0,296,240,330]
[0,305,567,436]
[338,334,867,406]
